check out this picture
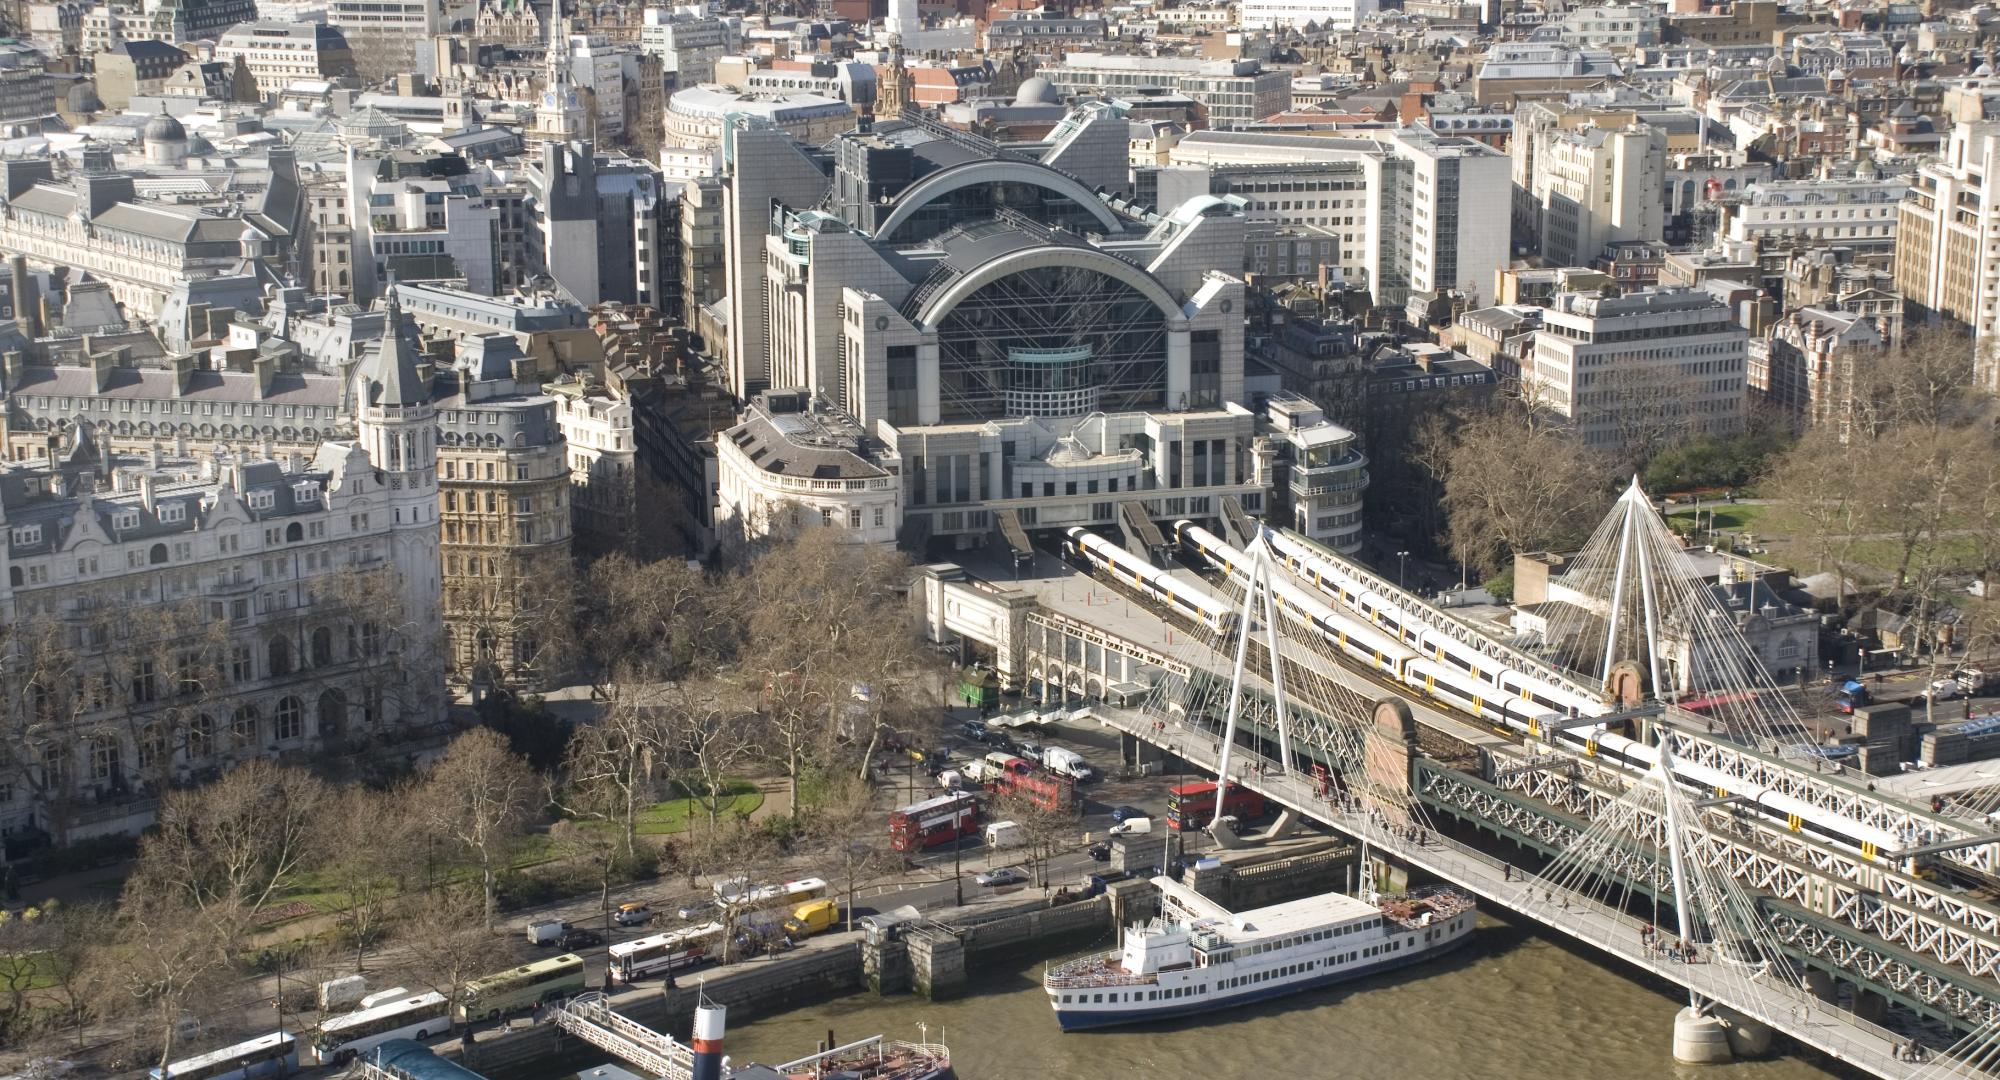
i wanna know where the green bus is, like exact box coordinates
[456,953,586,1022]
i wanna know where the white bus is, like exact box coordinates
[308,991,449,1065]
[149,1032,298,1080]
[608,922,721,983]
[713,876,830,907]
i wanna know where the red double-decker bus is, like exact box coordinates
[1165,781,1266,830]
[889,792,981,852]
[986,768,1077,814]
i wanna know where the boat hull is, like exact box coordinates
[1051,935,1470,1032]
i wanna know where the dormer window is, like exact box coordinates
[112,510,140,532]
[247,491,276,511]
[158,503,186,524]
[9,525,40,547]
[293,482,322,505]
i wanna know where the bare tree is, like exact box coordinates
[991,788,1076,890]
[653,681,753,831]
[1414,401,1612,577]
[322,786,412,972]
[131,759,329,929]
[1761,424,1869,612]
[556,695,662,857]
[421,728,539,929]
[733,530,919,816]
[100,895,232,1073]
[398,885,508,1029]
[805,774,901,933]
[35,899,99,1051]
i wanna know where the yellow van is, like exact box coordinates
[783,898,839,938]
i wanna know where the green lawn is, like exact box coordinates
[0,953,58,991]
[1665,504,1769,534]
[632,787,764,835]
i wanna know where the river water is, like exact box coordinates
[697,912,1860,1080]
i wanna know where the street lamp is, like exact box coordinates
[1396,551,1411,592]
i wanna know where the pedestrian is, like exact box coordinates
[1503,864,1511,882]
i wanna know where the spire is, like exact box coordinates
[359,279,427,408]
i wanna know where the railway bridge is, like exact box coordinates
[919,493,2000,1077]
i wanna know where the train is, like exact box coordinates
[1061,527,1238,636]
[1168,520,1909,863]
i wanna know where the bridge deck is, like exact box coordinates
[1093,705,1936,1080]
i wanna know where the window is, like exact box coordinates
[131,661,157,704]
[89,738,120,783]
[268,636,293,677]
[232,705,259,746]
[275,697,303,740]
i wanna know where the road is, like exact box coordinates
[134,712,1201,1075]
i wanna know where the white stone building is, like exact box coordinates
[0,370,441,849]
[1526,288,1749,451]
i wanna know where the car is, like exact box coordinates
[988,732,1019,754]
[1924,679,1963,702]
[559,927,604,950]
[975,866,1027,887]
[1087,841,1111,862]
[614,902,653,927]
[1110,805,1147,824]
[958,720,990,743]
[676,900,718,921]
[1016,741,1046,762]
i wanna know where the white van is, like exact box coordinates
[985,820,1025,849]
[524,919,568,946]
[1040,747,1094,781]
[1108,816,1153,836]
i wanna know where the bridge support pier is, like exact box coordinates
[1719,1009,1773,1057]
[1803,969,1836,1004]
[1851,988,1887,1023]
[1673,1007,1733,1064]
[907,931,966,1001]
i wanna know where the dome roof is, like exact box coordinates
[143,107,187,143]
[1015,75,1057,105]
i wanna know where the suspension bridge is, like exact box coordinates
[923,481,2000,1077]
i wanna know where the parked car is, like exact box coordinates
[1924,679,1963,702]
[559,927,604,950]
[614,902,654,927]
[976,866,1027,887]
[1087,841,1111,862]
[958,720,990,743]
[676,899,718,921]
[1110,805,1147,825]
[1016,741,1046,763]
[988,732,1020,754]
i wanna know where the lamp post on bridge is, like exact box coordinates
[1396,551,1411,592]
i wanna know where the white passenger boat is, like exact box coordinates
[1044,876,1475,1031]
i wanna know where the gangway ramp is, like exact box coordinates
[1221,496,1257,549]
[551,992,693,1080]
[1118,501,1169,562]
[995,508,1034,570]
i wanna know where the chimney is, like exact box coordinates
[511,357,536,384]
[148,442,162,469]
[10,255,38,337]
[171,353,194,396]
[690,1004,726,1080]
[2,350,22,391]
[287,450,305,474]
[140,473,156,513]
[89,349,114,393]
[253,353,276,398]
[261,435,276,461]
[174,434,188,457]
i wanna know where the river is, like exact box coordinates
[684,912,1861,1080]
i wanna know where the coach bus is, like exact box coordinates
[149,1032,298,1080]
[455,954,586,1023]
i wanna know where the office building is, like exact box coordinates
[1525,288,1749,451]
[1894,116,2000,392]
